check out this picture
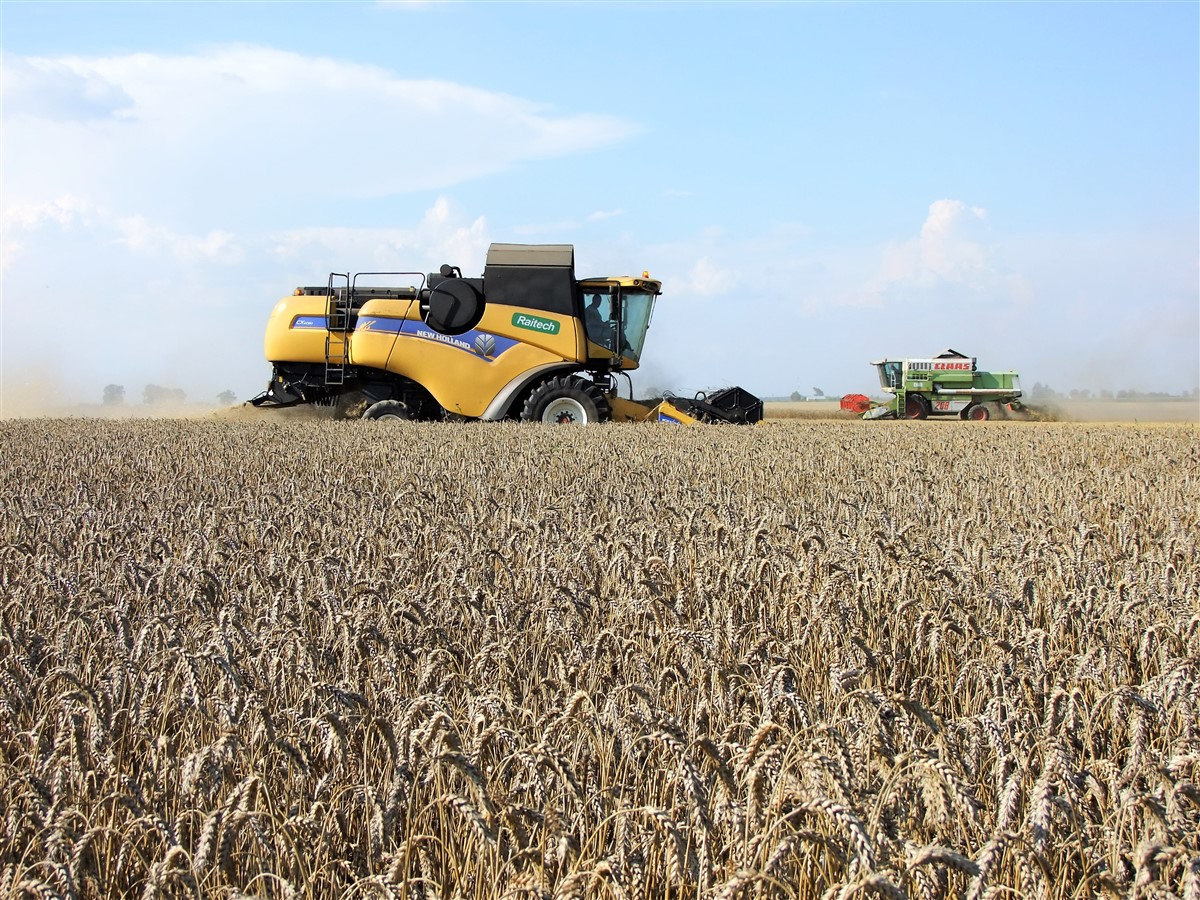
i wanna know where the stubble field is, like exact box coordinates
[1,418,1197,899]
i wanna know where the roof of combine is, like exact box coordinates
[486,243,574,269]
[483,243,576,316]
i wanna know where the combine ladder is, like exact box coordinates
[325,273,351,387]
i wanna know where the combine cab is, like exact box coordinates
[252,243,762,425]
[842,349,1022,421]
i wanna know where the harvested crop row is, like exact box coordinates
[1,419,1197,899]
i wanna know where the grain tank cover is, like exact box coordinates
[484,243,576,316]
[486,243,574,268]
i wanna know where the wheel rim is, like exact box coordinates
[969,405,989,421]
[905,396,925,419]
[542,397,588,425]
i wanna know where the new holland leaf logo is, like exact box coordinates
[511,313,560,335]
[474,334,496,357]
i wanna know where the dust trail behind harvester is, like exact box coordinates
[0,370,250,420]
[0,372,74,419]
[218,402,347,422]
[992,402,1062,422]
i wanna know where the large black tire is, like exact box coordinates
[965,403,991,421]
[520,376,610,425]
[363,399,412,421]
[904,393,930,420]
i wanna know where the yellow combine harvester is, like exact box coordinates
[251,243,762,425]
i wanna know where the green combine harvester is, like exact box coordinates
[841,349,1022,421]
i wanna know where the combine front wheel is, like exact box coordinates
[363,400,412,421]
[904,394,930,420]
[521,377,610,425]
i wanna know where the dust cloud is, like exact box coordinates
[1054,400,1199,424]
[0,372,244,421]
[0,371,75,419]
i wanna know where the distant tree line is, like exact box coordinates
[101,385,237,406]
[1029,383,1198,402]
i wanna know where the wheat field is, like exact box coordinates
[1,418,1197,899]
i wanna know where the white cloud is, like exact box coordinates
[1,195,95,269]
[265,198,490,273]
[2,195,248,269]
[1,45,639,228]
[675,257,736,297]
[851,199,1004,306]
[3,194,93,231]
[0,56,133,121]
[918,199,989,285]
[114,217,245,264]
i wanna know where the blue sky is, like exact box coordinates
[2,0,1197,409]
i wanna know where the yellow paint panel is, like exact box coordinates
[263,296,328,364]
[352,298,412,369]
[482,305,580,358]
[374,304,585,417]
[385,333,567,417]
[609,396,656,422]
